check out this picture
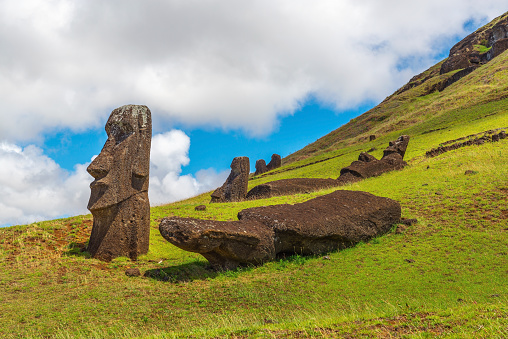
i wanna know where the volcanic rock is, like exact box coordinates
[87,105,152,262]
[246,178,340,200]
[211,157,250,203]
[254,159,268,175]
[338,135,409,182]
[266,154,282,171]
[160,190,401,270]
[440,12,508,74]
[195,205,207,211]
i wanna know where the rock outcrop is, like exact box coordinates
[211,157,250,203]
[160,190,401,270]
[87,105,152,261]
[440,12,508,75]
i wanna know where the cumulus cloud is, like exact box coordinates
[0,130,227,226]
[149,130,228,205]
[0,0,505,141]
[0,142,90,226]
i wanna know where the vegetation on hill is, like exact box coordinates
[1,16,508,339]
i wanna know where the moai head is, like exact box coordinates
[87,105,152,212]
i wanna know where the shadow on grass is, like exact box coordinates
[144,253,315,283]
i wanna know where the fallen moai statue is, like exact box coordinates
[211,156,250,203]
[245,135,410,199]
[160,190,401,270]
[246,178,339,200]
[87,105,152,261]
[337,135,410,183]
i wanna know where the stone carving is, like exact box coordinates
[338,135,409,182]
[247,136,410,199]
[160,190,401,270]
[253,154,282,176]
[266,154,282,171]
[425,129,506,157]
[254,159,268,176]
[246,178,340,200]
[87,105,152,261]
[211,157,250,203]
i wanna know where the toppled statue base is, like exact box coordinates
[159,190,401,270]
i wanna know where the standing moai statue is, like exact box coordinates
[87,105,152,261]
[266,154,282,171]
[254,159,268,176]
[211,157,250,203]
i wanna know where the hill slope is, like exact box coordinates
[0,13,508,339]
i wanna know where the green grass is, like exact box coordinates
[2,22,508,339]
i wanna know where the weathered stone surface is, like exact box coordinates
[369,135,376,141]
[440,12,508,74]
[338,135,409,181]
[87,105,152,262]
[195,205,207,211]
[160,190,401,270]
[383,135,410,159]
[246,178,340,200]
[266,154,282,171]
[159,218,275,270]
[425,129,506,157]
[254,159,268,176]
[211,157,250,203]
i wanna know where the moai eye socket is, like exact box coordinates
[107,122,134,144]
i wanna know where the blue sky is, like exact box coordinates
[0,0,505,227]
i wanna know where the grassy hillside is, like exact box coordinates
[1,35,508,339]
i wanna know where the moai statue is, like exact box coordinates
[87,105,152,261]
[210,157,250,203]
[254,159,268,176]
[266,154,282,171]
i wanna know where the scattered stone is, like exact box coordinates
[369,135,376,141]
[211,157,250,203]
[266,154,282,171]
[400,218,418,226]
[405,259,415,263]
[254,159,268,175]
[464,170,478,175]
[422,183,429,186]
[87,105,152,262]
[490,294,500,298]
[195,205,207,211]
[367,147,376,152]
[426,129,507,157]
[160,190,401,270]
[125,268,141,277]
[322,256,331,260]
[435,192,443,195]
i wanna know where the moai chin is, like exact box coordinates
[87,105,152,261]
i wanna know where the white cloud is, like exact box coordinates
[0,130,228,226]
[0,142,90,226]
[149,130,228,205]
[0,0,505,141]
